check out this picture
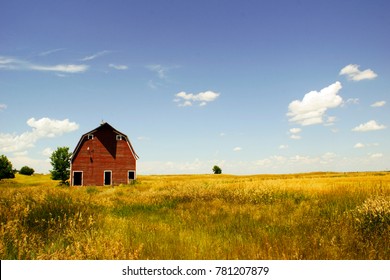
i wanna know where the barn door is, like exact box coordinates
[104,171,112,185]
[73,171,82,186]
[128,170,135,183]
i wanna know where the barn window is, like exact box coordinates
[87,134,94,140]
[116,134,123,140]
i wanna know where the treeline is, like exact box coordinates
[1,147,71,184]
[0,155,35,179]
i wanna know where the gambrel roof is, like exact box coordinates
[71,122,139,162]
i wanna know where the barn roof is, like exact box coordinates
[71,122,139,161]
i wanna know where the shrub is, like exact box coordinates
[352,196,390,236]
[19,166,35,176]
[212,165,222,174]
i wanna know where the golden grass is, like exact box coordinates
[1,172,389,259]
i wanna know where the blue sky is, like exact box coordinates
[1,0,389,174]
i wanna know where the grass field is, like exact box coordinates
[1,172,389,259]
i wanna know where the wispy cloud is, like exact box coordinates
[174,90,220,107]
[0,56,21,70]
[339,64,377,81]
[146,64,169,79]
[287,81,343,126]
[109,63,128,70]
[80,50,110,61]
[233,147,242,152]
[146,64,180,89]
[352,120,386,132]
[371,101,386,107]
[0,117,79,153]
[345,98,359,105]
[0,104,7,111]
[0,55,88,73]
[30,64,88,73]
[38,48,66,56]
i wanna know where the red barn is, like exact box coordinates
[70,122,138,186]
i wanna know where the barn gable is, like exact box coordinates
[70,122,138,186]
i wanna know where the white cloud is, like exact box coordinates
[0,117,79,153]
[0,104,7,111]
[81,50,110,61]
[289,127,302,139]
[233,147,242,152]
[287,81,343,126]
[27,118,79,137]
[174,90,220,107]
[339,64,377,81]
[354,143,365,148]
[178,101,193,107]
[30,64,88,73]
[289,128,301,134]
[370,153,383,159]
[109,64,128,70]
[352,120,386,132]
[354,142,380,148]
[0,55,88,73]
[279,144,288,150]
[371,101,386,107]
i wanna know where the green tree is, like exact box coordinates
[212,165,222,174]
[0,155,15,180]
[20,166,35,176]
[50,147,72,185]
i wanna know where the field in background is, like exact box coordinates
[1,172,389,259]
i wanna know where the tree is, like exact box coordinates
[20,166,35,176]
[212,165,222,174]
[50,147,72,185]
[0,155,15,180]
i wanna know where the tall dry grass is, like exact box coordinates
[1,172,389,259]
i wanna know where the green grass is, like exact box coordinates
[0,172,389,259]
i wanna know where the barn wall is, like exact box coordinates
[71,125,136,186]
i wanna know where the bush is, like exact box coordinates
[19,166,35,176]
[212,165,222,174]
[352,196,390,236]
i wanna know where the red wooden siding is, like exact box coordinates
[71,123,137,186]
